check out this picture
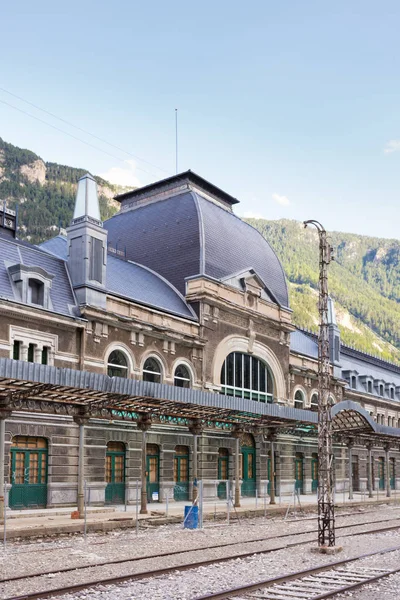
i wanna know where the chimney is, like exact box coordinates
[0,201,17,239]
[66,174,107,308]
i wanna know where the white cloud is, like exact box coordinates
[272,192,290,206]
[99,159,141,188]
[384,140,400,154]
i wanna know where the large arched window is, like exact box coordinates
[143,357,162,383]
[174,364,191,388]
[220,352,274,403]
[107,350,129,378]
[294,390,305,409]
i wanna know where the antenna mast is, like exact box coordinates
[175,108,178,174]
[304,219,337,550]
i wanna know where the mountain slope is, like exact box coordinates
[247,219,400,363]
[1,137,399,363]
[0,137,121,244]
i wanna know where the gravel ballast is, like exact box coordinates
[2,504,400,599]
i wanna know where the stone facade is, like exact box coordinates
[1,171,400,511]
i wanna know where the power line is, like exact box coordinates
[0,87,169,173]
[0,86,169,174]
[0,97,162,177]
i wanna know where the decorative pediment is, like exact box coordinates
[221,268,274,303]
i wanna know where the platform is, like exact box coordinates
[2,491,400,541]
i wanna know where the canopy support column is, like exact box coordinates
[268,429,277,505]
[366,443,373,498]
[385,444,391,498]
[232,427,242,508]
[347,440,353,500]
[138,414,152,515]
[0,405,11,522]
[189,420,203,503]
[74,414,89,519]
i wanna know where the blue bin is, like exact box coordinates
[184,505,198,529]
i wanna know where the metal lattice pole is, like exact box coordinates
[304,220,335,548]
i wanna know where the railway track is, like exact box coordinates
[3,515,400,585]
[3,519,400,600]
[194,545,400,599]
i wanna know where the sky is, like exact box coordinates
[2,1,400,239]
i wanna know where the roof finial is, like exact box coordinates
[72,173,101,223]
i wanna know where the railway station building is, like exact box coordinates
[0,170,400,513]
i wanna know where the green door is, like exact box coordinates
[217,449,229,499]
[311,454,318,493]
[174,446,189,501]
[295,454,304,494]
[390,458,395,490]
[378,457,385,490]
[105,442,125,504]
[146,446,160,502]
[241,447,256,497]
[9,437,47,509]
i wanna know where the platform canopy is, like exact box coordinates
[0,359,398,445]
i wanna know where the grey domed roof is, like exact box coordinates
[105,173,289,308]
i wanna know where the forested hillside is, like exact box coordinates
[0,137,120,244]
[247,219,400,364]
[1,136,399,364]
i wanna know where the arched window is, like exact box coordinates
[294,390,305,409]
[220,352,274,403]
[174,364,191,388]
[143,357,162,383]
[107,350,129,378]
[310,393,318,411]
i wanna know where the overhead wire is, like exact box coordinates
[0,90,170,177]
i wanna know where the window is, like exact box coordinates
[28,278,44,306]
[90,236,103,283]
[367,381,372,393]
[294,390,305,409]
[310,393,318,411]
[380,384,384,396]
[27,343,35,363]
[41,347,48,365]
[143,357,162,383]
[107,350,129,378]
[351,376,357,389]
[391,388,395,400]
[106,442,125,485]
[13,340,20,360]
[220,352,274,403]
[174,364,191,388]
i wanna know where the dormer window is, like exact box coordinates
[380,384,384,396]
[391,387,395,400]
[28,278,44,306]
[367,381,372,393]
[8,264,53,310]
[351,376,357,389]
